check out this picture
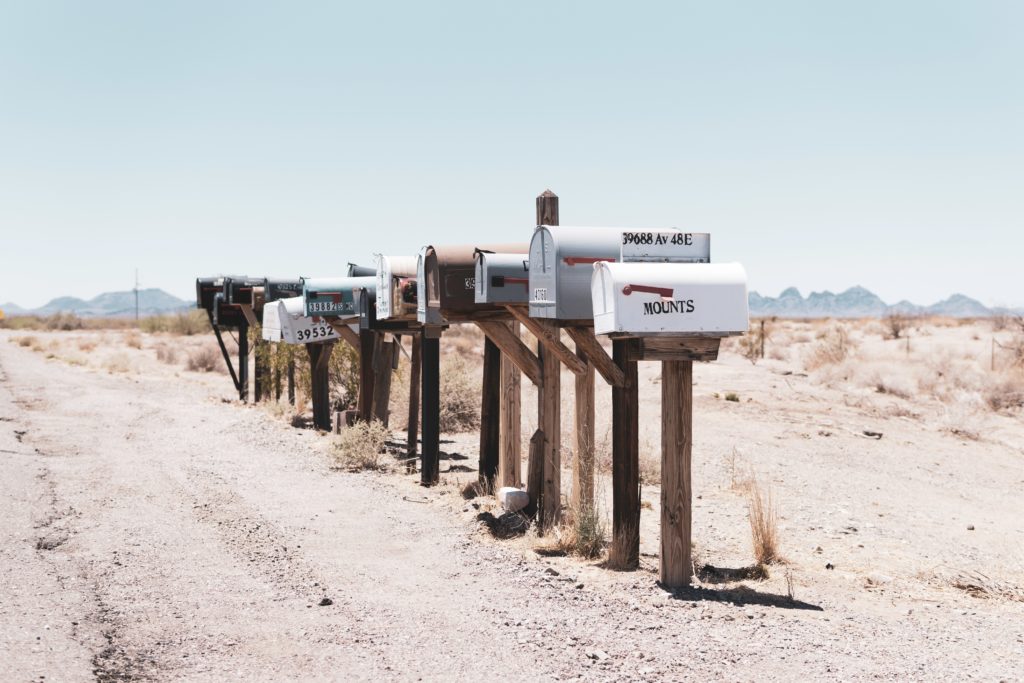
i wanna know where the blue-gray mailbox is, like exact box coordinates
[301,276,376,319]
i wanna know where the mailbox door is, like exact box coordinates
[591,262,748,337]
[261,299,285,342]
[374,255,418,320]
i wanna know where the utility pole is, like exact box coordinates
[134,269,140,322]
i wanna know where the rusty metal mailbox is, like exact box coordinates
[301,276,376,319]
[474,251,530,305]
[528,226,708,321]
[591,262,747,337]
[374,255,419,321]
[417,243,527,325]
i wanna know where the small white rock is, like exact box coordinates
[498,487,530,512]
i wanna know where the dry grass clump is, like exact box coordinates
[443,325,484,356]
[332,420,391,471]
[949,570,1024,603]
[14,335,38,348]
[747,478,780,566]
[984,378,1024,413]
[123,330,143,349]
[104,353,132,374]
[155,344,179,365]
[77,338,97,353]
[328,340,361,411]
[544,503,607,559]
[139,310,208,335]
[186,346,222,373]
[439,355,479,432]
[804,324,853,370]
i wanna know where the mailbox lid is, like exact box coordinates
[374,255,419,320]
[264,278,304,303]
[417,243,527,324]
[301,276,375,318]
[475,252,530,304]
[591,262,748,337]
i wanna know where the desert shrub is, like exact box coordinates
[77,338,97,352]
[140,310,208,336]
[552,502,607,559]
[104,353,132,374]
[15,335,37,348]
[439,355,479,432]
[984,379,1024,413]
[804,324,853,370]
[328,340,361,410]
[333,420,390,471]
[187,346,222,372]
[123,330,143,349]
[155,344,179,364]
[884,314,909,340]
[748,478,780,565]
[724,392,740,402]
[45,312,83,331]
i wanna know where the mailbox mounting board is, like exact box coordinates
[528,226,688,321]
[591,262,748,338]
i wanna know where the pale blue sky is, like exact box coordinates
[1,1,1020,309]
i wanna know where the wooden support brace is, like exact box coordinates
[565,326,624,388]
[505,306,588,376]
[329,321,361,355]
[475,321,541,386]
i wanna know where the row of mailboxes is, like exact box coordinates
[474,252,530,305]
[262,296,344,345]
[591,262,748,337]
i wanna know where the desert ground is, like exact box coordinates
[1,317,1022,681]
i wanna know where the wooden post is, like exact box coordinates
[307,341,334,431]
[357,329,376,422]
[237,324,249,402]
[479,336,501,492]
[274,344,283,402]
[759,319,765,359]
[536,189,561,532]
[525,429,545,516]
[407,334,422,473]
[371,335,396,426]
[421,334,441,486]
[609,339,640,569]
[499,321,522,488]
[572,343,595,514]
[254,340,265,402]
[287,354,296,406]
[660,360,693,587]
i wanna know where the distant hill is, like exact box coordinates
[2,289,190,318]
[750,287,1014,319]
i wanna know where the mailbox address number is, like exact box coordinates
[621,231,710,263]
[622,232,693,246]
[308,301,352,313]
[295,326,335,342]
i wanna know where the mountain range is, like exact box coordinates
[0,286,1015,319]
[1,289,190,318]
[749,286,1015,319]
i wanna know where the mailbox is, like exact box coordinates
[225,276,267,306]
[528,226,708,321]
[301,276,376,319]
[347,263,376,278]
[416,243,527,325]
[262,296,343,345]
[374,255,419,321]
[591,262,748,337]
[197,276,239,312]
[474,252,530,305]
[211,291,248,328]
[264,278,304,303]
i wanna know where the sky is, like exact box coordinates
[0,1,1021,309]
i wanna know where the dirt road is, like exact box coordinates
[1,336,1022,681]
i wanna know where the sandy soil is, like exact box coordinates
[1,322,1022,681]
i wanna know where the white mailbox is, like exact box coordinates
[529,226,707,321]
[262,296,344,345]
[474,252,530,305]
[591,262,748,337]
[374,255,419,321]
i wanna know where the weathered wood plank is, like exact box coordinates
[370,335,396,426]
[625,337,720,362]
[357,329,375,422]
[525,429,544,517]
[660,360,693,587]
[307,341,334,432]
[406,335,421,473]
[329,322,361,354]
[475,321,541,386]
[499,321,522,488]
[572,349,595,514]
[505,306,588,376]
[538,341,561,532]
[478,337,501,492]
[565,326,624,387]
[609,339,640,569]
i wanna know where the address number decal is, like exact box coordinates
[620,231,710,263]
[295,326,335,341]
